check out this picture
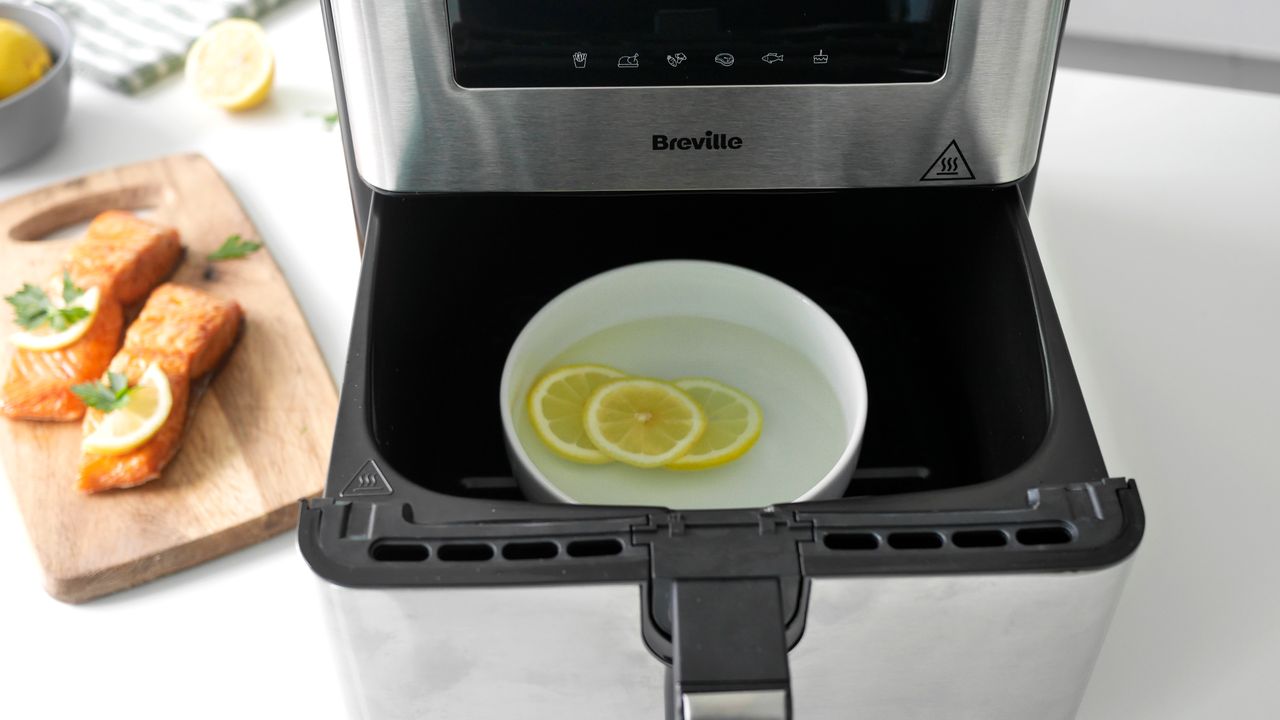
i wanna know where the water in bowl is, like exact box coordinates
[513,316,849,509]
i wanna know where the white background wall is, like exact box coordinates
[1067,0,1280,61]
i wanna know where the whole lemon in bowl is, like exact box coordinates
[0,2,72,171]
[0,17,52,101]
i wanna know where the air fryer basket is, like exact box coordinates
[301,186,1143,716]
[364,187,1048,500]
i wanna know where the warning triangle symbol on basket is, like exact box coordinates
[920,140,975,181]
[340,460,393,498]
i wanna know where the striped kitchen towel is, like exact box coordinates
[48,0,292,95]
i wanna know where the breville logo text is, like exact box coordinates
[652,131,743,151]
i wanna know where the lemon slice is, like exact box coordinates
[8,286,100,352]
[186,19,275,111]
[82,363,173,456]
[667,378,763,470]
[528,364,627,463]
[583,378,707,468]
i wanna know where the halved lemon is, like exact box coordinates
[186,19,275,111]
[82,363,173,456]
[8,286,100,352]
[667,378,763,470]
[528,364,626,463]
[583,378,707,468]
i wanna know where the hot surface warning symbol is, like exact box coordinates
[920,140,975,181]
[340,460,393,497]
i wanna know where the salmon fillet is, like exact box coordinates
[0,300,123,421]
[113,282,242,379]
[79,284,242,493]
[1,212,181,421]
[79,352,192,493]
[66,211,183,305]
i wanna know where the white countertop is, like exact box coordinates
[1032,67,1280,719]
[1,3,1278,718]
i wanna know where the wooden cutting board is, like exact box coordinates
[0,154,336,603]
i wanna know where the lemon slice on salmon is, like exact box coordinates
[528,364,626,463]
[82,363,172,456]
[583,378,707,468]
[8,286,100,352]
[666,378,763,470]
[186,19,275,111]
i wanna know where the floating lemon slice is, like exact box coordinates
[583,378,707,468]
[82,363,173,456]
[667,378,763,470]
[528,364,626,463]
[186,19,275,111]
[8,286,100,352]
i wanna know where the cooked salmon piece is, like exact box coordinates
[79,284,242,493]
[0,299,123,421]
[79,352,191,493]
[66,211,183,305]
[114,283,242,379]
[1,212,182,421]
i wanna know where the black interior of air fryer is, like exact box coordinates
[365,187,1050,500]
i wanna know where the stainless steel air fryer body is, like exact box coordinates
[324,564,1131,719]
[305,1,1144,718]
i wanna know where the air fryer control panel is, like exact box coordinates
[328,0,1067,193]
[447,0,956,88]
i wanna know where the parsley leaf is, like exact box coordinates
[5,274,91,331]
[306,109,339,130]
[49,305,90,331]
[72,372,135,413]
[61,271,84,304]
[207,234,263,261]
[5,284,51,329]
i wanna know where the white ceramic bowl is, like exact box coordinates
[499,260,867,508]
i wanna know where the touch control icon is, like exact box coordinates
[573,51,587,68]
[813,49,829,65]
[714,52,735,67]
[618,53,640,69]
[666,52,687,68]
[762,52,784,64]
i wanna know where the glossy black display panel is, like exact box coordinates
[447,0,956,88]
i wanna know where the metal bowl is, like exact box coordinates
[0,2,72,171]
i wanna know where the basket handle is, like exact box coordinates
[670,578,792,720]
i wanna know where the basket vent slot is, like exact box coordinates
[369,542,430,562]
[437,543,496,562]
[887,531,945,550]
[1016,526,1073,546]
[566,539,624,558]
[502,541,559,560]
[823,532,880,551]
[951,530,1009,548]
